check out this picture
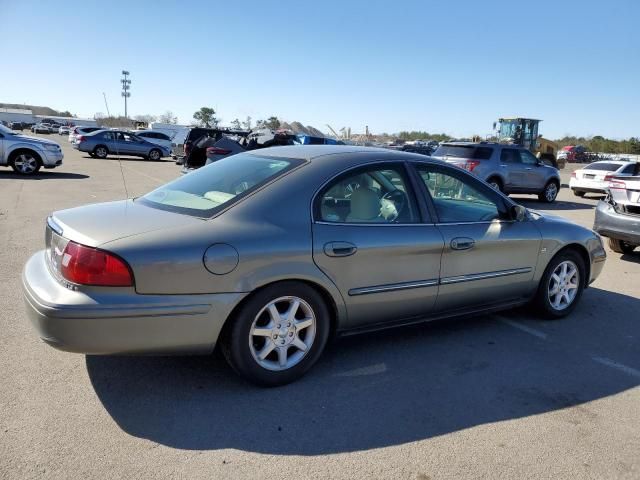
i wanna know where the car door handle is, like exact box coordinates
[324,241,357,257]
[450,237,475,250]
[500,164,507,167]
[525,167,533,170]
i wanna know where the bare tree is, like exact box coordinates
[231,118,242,129]
[158,111,178,124]
[242,116,252,130]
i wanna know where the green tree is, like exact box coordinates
[265,116,280,130]
[193,107,218,128]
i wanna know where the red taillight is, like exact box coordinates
[78,135,85,142]
[206,147,232,155]
[609,180,626,190]
[60,241,133,286]
[571,172,576,178]
[464,160,481,172]
[604,174,615,182]
[184,143,192,156]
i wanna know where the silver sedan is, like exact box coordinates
[23,146,607,386]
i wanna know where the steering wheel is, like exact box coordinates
[381,190,407,222]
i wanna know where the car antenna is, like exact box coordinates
[103,92,129,199]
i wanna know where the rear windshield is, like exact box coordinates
[433,145,492,160]
[585,162,623,171]
[138,153,304,217]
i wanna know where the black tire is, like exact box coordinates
[93,145,108,159]
[487,177,503,192]
[608,238,636,254]
[533,249,586,319]
[148,148,162,161]
[572,189,585,197]
[222,281,330,387]
[88,152,97,158]
[538,181,559,203]
[9,150,42,175]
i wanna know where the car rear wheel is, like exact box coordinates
[539,181,559,203]
[94,146,108,159]
[487,177,503,192]
[572,189,585,197]
[148,149,162,161]
[533,250,585,318]
[222,282,330,387]
[10,152,41,175]
[608,238,636,254]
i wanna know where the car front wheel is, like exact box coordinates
[533,250,585,318]
[608,238,636,254]
[222,282,330,386]
[10,152,41,175]
[539,181,559,203]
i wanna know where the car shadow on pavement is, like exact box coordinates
[620,252,640,264]
[86,288,640,455]
[0,171,89,180]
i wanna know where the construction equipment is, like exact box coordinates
[494,117,559,167]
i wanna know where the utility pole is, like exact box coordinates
[121,70,131,118]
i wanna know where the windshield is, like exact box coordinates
[0,124,17,135]
[138,153,304,217]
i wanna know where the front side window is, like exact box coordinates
[317,165,418,223]
[139,153,303,217]
[416,166,502,223]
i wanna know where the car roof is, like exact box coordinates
[245,144,443,165]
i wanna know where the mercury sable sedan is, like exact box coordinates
[23,146,606,386]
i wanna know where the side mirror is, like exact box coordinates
[510,204,527,222]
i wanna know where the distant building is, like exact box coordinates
[34,115,97,127]
[0,107,34,124]
[0,108,98,127]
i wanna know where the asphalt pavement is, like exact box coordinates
[1,136,638,479]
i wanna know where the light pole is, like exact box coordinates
[121,70,131,118]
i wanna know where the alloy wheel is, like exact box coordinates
[545,183,558,201]
[249,296,316,371]
[547,260,579,310]
[14,154,38,174]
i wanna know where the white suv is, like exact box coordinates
[0,124,64,175]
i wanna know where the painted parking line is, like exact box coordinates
[335,363,388,377]
[497,317,548,340]
[591,356,640,379]
[120,163,166,183]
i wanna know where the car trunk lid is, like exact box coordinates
[50,199,202,248]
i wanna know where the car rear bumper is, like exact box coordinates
[594,200,640,244]
[569,178,606,193]
[22,251,247,355]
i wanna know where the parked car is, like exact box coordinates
[179,127,250,168]
[431,142,561,202]
[32,123,52,134]
[569,160,638,197]
[132,130,173,151]
[22,146,606,386]
[9,122,25,131]
[69,126,103,144]
[0,123,64,175]
[594,169,640,254]
[75,129,170,160]
[58,126,72,135]
[560,145,589,163]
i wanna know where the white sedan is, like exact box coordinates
[569,160,638,197]
[133,130,173,151]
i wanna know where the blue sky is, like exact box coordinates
[2,0,638,139]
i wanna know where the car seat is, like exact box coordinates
[345,187,384,222]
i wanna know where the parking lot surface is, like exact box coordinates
[1,137,639,479]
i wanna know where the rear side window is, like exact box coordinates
[585,162,624,171]
[621,164,637,175]
[434,145,492,160]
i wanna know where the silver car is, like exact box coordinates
[75,129,170,160]
[0,124,64,175]
[23,146,606,386]
[432,142,562,202]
